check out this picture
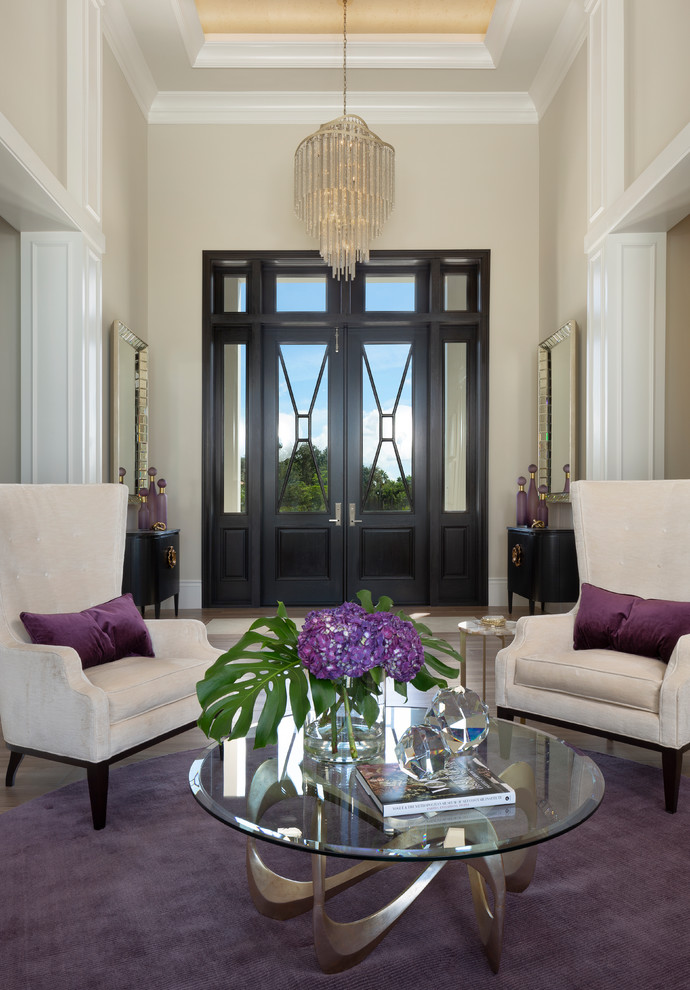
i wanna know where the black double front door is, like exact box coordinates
[261,325,428,605]
[202,250,489,609]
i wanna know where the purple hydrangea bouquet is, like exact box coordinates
[197,590,463,761]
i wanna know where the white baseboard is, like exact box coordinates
[178,580,202,610]
[488,577,508,607]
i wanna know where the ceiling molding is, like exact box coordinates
[484,0,522,65]
[170,0,527,70]
[102,0,158,118]
[529,0,587,119]
[191,35,495,70]
[171,0,206,66]
[147,90,538,126]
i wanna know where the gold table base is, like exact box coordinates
[245,761,537,973]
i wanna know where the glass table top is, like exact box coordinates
[190,710,604,863]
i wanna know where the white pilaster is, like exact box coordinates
[586,234,666,480]
[21,233,103,484]
[66,0,104,222]
[586,0,625,224]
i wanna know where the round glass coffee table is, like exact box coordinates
[190,710,604,974]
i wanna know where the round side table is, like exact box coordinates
[458,618,517,700]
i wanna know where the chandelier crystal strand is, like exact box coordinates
[294,0,395,281]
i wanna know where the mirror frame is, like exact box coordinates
[111,320,149,496]
[537,320,577,503]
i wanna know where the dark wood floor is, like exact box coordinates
[1,604,687,816]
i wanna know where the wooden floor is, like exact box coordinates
[1,604,687,816]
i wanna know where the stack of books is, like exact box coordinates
[356,756,516,818]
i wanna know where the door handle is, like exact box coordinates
[349,503,362,526]
[329,502,342,526]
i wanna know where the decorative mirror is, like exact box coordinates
[111,321,148,497]
[537,320,577,502]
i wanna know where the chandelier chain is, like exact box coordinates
[342,0,347,117]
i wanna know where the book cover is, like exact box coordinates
[356,756,516,817]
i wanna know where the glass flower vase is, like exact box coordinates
[303,678,385,764]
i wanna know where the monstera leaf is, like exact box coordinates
[196,595,464,748]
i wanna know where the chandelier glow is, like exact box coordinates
[293,0,395,281]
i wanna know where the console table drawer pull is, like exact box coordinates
[511,545,523,567]
[166,546,177,569]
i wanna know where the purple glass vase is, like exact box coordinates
[526,464,539,524]
[516,476,528,526]
[563,463,571,494]
[537,485,549,527]
[138,488,150,531]
[156,479,168,529]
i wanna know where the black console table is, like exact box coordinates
[507,527,579,615]
[122,529,180,618]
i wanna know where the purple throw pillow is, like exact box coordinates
[20,609,116,668]
[573,583,637,651]
[615,597,690,663]
[88,593,154,661]
[20,593,154,669]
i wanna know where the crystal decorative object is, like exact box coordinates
[425,687,490,755]
[293,0,394,281]
[395,724,451,780]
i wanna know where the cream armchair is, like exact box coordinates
[496,480,690,813]
[0,484,222,828]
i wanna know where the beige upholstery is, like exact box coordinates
[0,484,222,826]
[496,480,690,812]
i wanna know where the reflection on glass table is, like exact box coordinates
[190,710,604,974]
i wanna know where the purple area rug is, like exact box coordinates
[1,748,687,990]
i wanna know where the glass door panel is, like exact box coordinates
[361,344,413,512]
[347,329,428,604]
[223,343,246,513]
[277,344,329,512]
[444,342,467,512]
[262,331,344,605]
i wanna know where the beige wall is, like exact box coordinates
[539,45,588,485]
[102,43,149,481]
[627,0,690,182]
[0,215,20,482]
[147,122,540,592]
[0,0,66,182]
[665,213,690,479]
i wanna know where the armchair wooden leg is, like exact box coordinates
[5,750,25,787]
[87,763,110,830]
[661,748,682,814]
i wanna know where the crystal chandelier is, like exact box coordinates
[294,0,395,281]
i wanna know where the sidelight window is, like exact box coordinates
[223,343,247,512]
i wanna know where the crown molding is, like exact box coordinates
[147,90,538,126]
[192,34,495,70]
[170,0,524,70]
[530,0,587,119]
[102,0,158,117]
[484,0,523,66]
